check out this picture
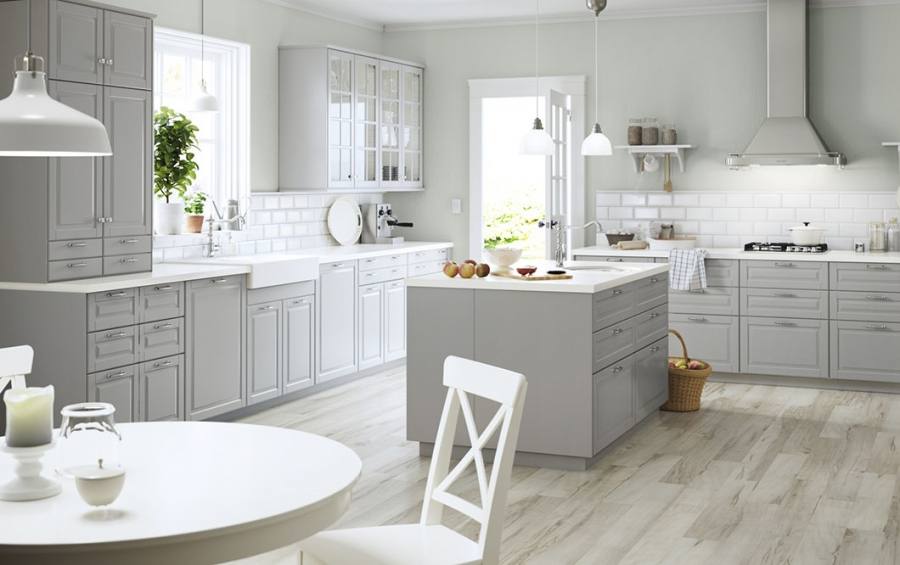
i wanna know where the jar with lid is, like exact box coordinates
[627,118,642,145]
[661,124,677,145]
[57,402,122,477]
[641,118,659,145]
[887,218,900,252]
[869,221,887,252]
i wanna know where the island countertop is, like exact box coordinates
[572,245,900,264]
[405,261,669,294]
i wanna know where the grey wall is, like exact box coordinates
[382,5,900,257]
[102,0,384,193]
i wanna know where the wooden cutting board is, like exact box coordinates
[492,271,574,281]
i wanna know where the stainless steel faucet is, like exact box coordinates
[204,199,250,257]
[539,219,604,267]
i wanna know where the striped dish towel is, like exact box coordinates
[669,248,709,291]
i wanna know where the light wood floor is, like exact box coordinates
[240,368,900,564]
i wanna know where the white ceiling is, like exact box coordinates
[278,0,886,30]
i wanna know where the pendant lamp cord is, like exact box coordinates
[534,0,539,119]
[200,0,206,85]
[593,14,598,123]
[25,0,31,54]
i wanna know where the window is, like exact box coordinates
[153,28,250,209]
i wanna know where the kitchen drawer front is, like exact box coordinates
[87,326,139,373]
[48,257,103,281]
[668,314,740,373]
[706,259,739,288]
[88,365,139,423]
[831,291,900,323]
[138,318,184,361]
[575,255,651,263]
[593,317,636,372]
[409,248,449,265]
[247,281,315,305]
[593,286,635,331]
[104,235,152,256]
[358,253,407,271]
[593,357,635,453]
[741,288,828,319]
[139,355,184,422]
[139,282,185,322]
[48,239,102,261]
[634,273,668,312]
[830,321,900,383]
[669,287,739,316]
[358,264,408,285]
[740,317,828,378]
[103,253,152,276]
[88,288,138,331]
[635,304,668,349]
[409,261,446,277]
[634,339,668,422]
[320,260,357,274]
[830,263,900,293]
[741,260,828,290]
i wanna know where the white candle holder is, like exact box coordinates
[0,440,61,502]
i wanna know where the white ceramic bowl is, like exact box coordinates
[483,248,522,271]
[71,465,126,506]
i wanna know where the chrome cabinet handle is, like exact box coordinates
[612,289,623,295]
[649,312,661,319]
[688,316,707,322]
[154,285,173,291]
[106,371,131,380]
[866,295,890,301]
[774,321,796,327]
[153,323,174,330]
[612,365,624,373]
[106,291,128,297]
[365,259,374,263]
[650,277,660,283]
[66,242,88,248]
[106,58,113,65]
[258,305,275,311]
[105,331,128,338]
[210,278,228,283]
[773,292,796,298]
[98,57,107,65]
[291,299,309,305]
[689,289,706,294]
[867,324,890,331]
[867,264,888,271]
[120,239,139,244]
[152,360,173,368]
[650,346,661,352]
[67,262,88,269]
[612,328,623,335]
[120,257,138,264]
[774,262,795,268]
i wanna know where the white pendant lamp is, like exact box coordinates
[191,0,219,112]
[0,0,111,156]
[581,0,612,157]
[521,0,553,156]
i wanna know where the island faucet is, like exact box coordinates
[539,219,604,268]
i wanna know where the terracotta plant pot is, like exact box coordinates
[185,215,205,234]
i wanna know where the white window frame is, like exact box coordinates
[153,27,251,208]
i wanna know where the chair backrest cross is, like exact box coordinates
[0,345,34,394]
[420,355,527,565]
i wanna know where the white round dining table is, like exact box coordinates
[0,421,362,565]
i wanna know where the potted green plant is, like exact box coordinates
[153,107,199,235]
[183,191,207,233]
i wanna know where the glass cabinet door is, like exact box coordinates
[380,61,401,187]
[354,55,379,189]
[328,50,354,189]
[401,65,423,187]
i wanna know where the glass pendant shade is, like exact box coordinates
[0,70,112,156]
[581,123,612,156]
[191,80,219,112]
[521,118,554,156]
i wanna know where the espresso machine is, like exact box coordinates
[362,204,414,244]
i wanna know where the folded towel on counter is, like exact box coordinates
[669,248,709,291]
[616,240,649,250]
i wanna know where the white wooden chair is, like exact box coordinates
[297,355,528,565]
[0,345,34,394]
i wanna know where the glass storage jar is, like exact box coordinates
[627,118,643,145]
[661,124,677,145]
[887,218,900,252]
[57,403,122,477]
[869,222,887,252]
[641,118,659,145]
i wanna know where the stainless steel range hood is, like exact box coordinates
[726,0,845,168]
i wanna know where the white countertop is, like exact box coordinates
[299,241,452,264]
[572,246,900,264]
[406,261,669,294]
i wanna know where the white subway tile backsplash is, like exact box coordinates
[647,194,673,207]
[754,194,782,208]
[740,208,768,221]
[596,192,621,206]
[768,208,795,222]
[699,194,726,207]
[609,207,634,219]
[674,221,699,233]
[271,211,287,224]
[839,194,868,209]
[595,207,610,219]
[824,208,852,222]
[853,209,884,222]
[798,208,824,222]
[782,194,810,208]
[713,208,740,221]
[726,194,754,208]
[700,222,728,234]
[622,194,647,206]
[839,223,867,237]
[713,235,741,247]
[868,194,897,209]
[726,222,754,235]
[634,207,659,219]
[672,193,699,206]
[810,193,840,208]
[686,207,713,220]
[661,207,686,220]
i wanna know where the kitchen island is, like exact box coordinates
[406,261,670,470]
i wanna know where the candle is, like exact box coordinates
[4,385,54,447]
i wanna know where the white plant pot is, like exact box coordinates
[154,201,184,235]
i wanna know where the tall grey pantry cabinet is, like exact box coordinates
[0,0,153,283]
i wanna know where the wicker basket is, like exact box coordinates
[662,329,712,412]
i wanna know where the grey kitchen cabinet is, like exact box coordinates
[49,0,104,85]
[89,366,138,423]
[247,301,283,405]
[740,316,829,378]
[139,283,185,322]
[830,321,900,383]
[358,283,384,370]
[185,276,245,420]
[87,325,138,373]
[138,355,183,421]
[138,317,183,362]
[831,290,900,323]
[593,286,634,331]
[669,313,740,373]
[283,295,315,394]
[593,359,635,453]
[669,287,740,316]
[740,260,828,290]
[634,339,668,422]
[830,263,900,294]
[88,288,138,332]
[384,279,406,362]
[741,288,829,319]
[103,10,152,89]
[318,262,357,382]
[592,317,636,373]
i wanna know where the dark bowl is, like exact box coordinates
[605,233,635,246]
[516,266,538,276]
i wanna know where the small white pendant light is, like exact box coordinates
[581,0,612,157]
[0,0,111,156]
[191,0,219,112]
[521,0,553,156]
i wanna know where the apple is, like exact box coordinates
[475,263,491,278]
[463,259,477,265]
[688,360,705,370]
[459,263,476,279]
[442,262,459,278]
[668,362,676,369]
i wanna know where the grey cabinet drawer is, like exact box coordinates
[88,365,139,423]
[830,263,900,293]
[593,285,634,331]
[103,253,151,276]
[409,248,449,265]
[740,317,828,378]
[634,339,668,422]
[741,288,828,319]
[634,273,667,312]
[138,317,184,361]
[741,260,828,290]
[139,355,184,422]
[104,235,151,256]
[138,282,185,322]
[831,291,900,323]
[706,259,739,287]
[358,253,407,271]
[593,357,635,453]
[88,288,138,331]
[593,317,636,372]
[830,321,900,383]
[409,261,445,277]
[87,326,138,372]
[670,287,739,316]
[635,304,668,349]
[48,239,102,261]
[358,264,407,285]
[48,257,103,281]
[669,314,740,373]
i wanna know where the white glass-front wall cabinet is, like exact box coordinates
[279,46,424,191]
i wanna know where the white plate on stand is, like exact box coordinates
[327,197,363,246]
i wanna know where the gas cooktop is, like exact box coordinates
[744,242,828,253]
